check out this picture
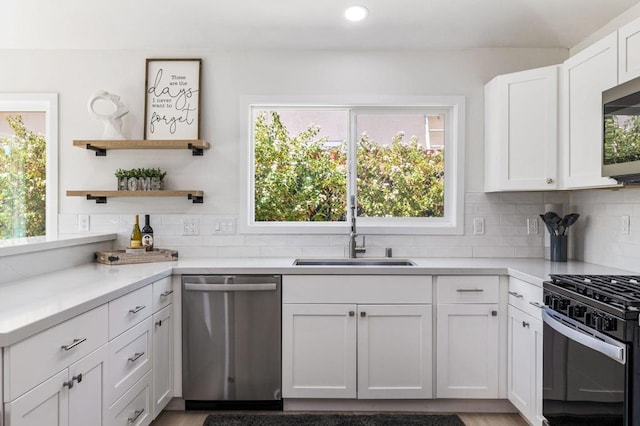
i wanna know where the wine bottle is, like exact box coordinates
[130,214,142,248]
[141,214,154,251]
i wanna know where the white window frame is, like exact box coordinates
[239,95,465,235]
[0,93,59,239]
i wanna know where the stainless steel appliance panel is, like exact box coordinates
[182,275,281,402]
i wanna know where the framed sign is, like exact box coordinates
[144,58,201,140]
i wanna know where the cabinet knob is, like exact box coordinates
[349,311,355,317]
[360,311,367,317]
[546,178,553,184]
[491,310,498,316]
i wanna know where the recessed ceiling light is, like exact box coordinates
[344,5,368,22]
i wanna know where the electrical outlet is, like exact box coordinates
[622,215,630,235]
[78,214,90,232]
[527,217,539,235]
[473,217,485,235]
[182,218,200,236]
[213,217,236,234]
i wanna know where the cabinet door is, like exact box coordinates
[437,304,499,398]
[357,305,432,399]
[562,32,619,188]
[532,318,545,426]
[282,304,357,398]
[68,345,108,426]
[619,17,640,83]
[152,305,173,418]
[6,370,68,426]
[507,306,534,420]
[485,66,559,191]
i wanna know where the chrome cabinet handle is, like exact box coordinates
[128,352,145,363]
[72,373,83,383]
[63,379,74,389]
[508,291,523,298]
[155,319,163,327]
[522,321,530,328]
[529,301,544,309]
[160,290,174,297]
[61,337,87,351]
[129,305,145,314]
[128,408,145,423]
[457,288,484,292]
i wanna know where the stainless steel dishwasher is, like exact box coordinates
[182,274,282,410]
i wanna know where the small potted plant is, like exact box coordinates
[115,168,167,191]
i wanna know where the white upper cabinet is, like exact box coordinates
[485,65,559,192]
[619,16,640,83]
[561,32,620,189]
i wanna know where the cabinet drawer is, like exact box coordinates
[283,275,432,304]
[152,276,173,313]
[106,317,152,406]
[5,304,108,401]
[508,277,543,320]
[109,285,152,339]
[437,276,499,304]
[107,371,152,426]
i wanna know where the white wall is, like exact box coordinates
[0,47,569,258]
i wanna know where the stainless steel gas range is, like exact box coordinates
[542,274,640,426]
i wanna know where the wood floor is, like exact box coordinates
[152,411,528,426]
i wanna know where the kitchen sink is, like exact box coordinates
[293,258,416,266]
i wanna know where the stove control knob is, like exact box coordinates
[558,298,570,310]
[574,305,586,318]
[594,315,603,330]
[603,317,617,332]
[568,306,576,318]
[544,295,552,307]
[584,312,593,326]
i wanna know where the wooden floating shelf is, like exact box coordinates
[66,190,204,204]
[73,139,210,156]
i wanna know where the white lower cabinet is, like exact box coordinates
[508,306,543,426]
[152,304,174,417]
[282,275,433,400]
[6,370,69,426]
[6,345,107,426]
[2,276,175,426]
[436,275,501,399]
[282,303,432,400]
[282,304,357,398]
[357,304,432,399]
[507,277,544,426]
[436,303,500,398]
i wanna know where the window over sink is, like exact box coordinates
[242,96,465,235]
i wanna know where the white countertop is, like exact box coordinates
[0,257,636,346]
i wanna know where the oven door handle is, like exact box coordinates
[542,308,626,365]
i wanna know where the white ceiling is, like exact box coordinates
[3,0,639,50]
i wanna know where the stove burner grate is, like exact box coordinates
[549,274,640,310]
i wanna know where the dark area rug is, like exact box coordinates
[203,413,465,426]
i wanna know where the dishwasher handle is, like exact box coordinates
[184,283,277,292]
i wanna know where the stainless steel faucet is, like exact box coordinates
[348,196,366,258]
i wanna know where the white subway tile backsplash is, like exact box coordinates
[65,191,571,261]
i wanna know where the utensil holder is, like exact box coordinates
[550,234,568,262]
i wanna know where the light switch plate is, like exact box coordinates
[622,215,630,235]
[78,214,90,232]
[182,218,200,236]
[473,217,485,235]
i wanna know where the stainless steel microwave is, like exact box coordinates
[603,77,640,184]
